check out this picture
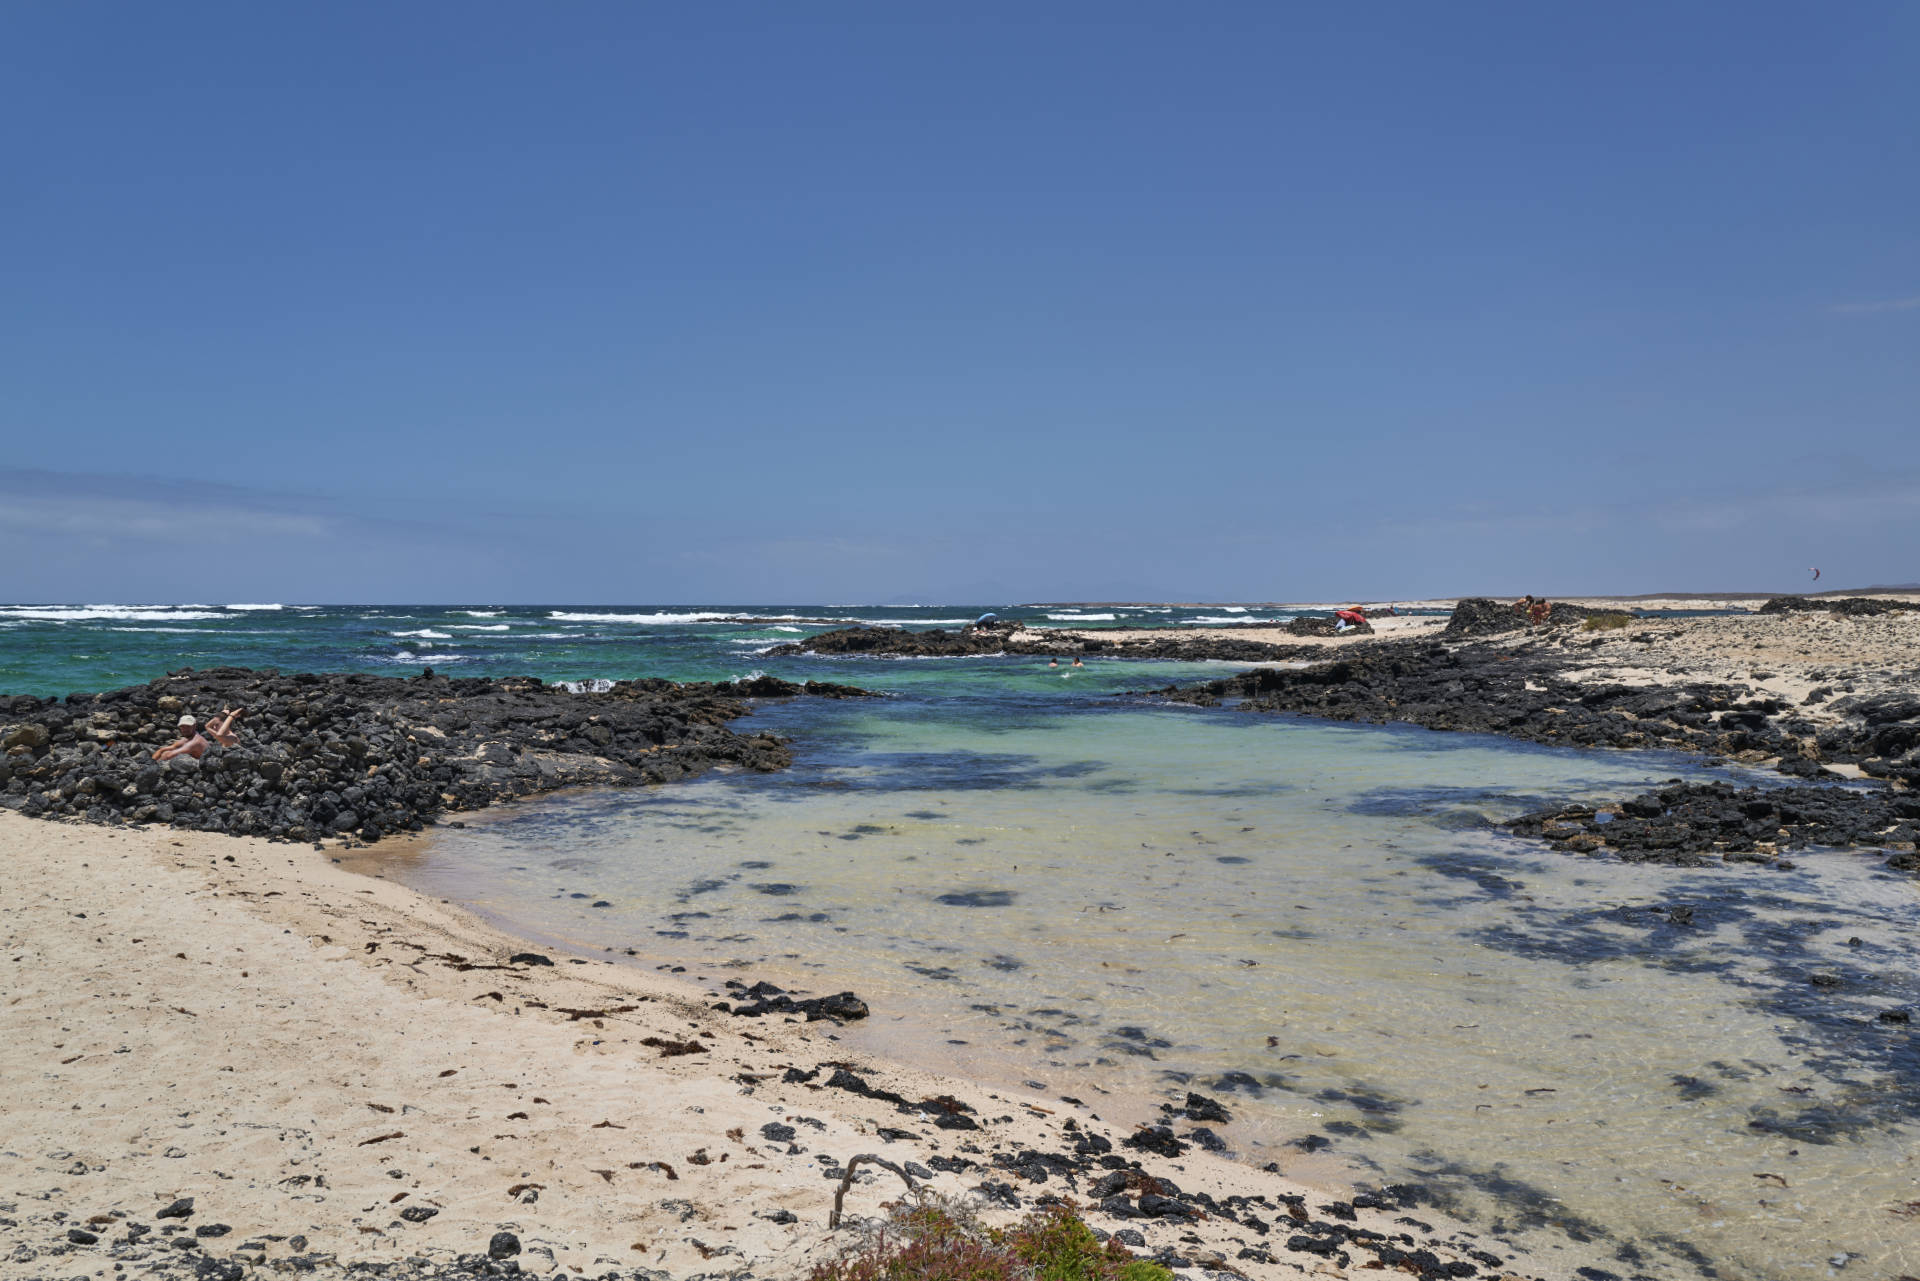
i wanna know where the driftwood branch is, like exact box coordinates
[826,1153,919,1229]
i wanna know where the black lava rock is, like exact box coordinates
[1122,1125,1189,1157]
[0,668,876,846]
[721,979,869,1022]
[1509,779,1920,864]
[1183,1091,1232,1123]
[1138,1192,1199,1220]
[488,1231,521,1259]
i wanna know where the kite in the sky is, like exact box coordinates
[1810,567,1821,581]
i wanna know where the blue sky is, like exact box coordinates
[3,3,1916,603]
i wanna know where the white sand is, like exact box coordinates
[0,809,1575,1278]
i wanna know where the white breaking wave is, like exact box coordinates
[1047,613,1116,622]
[461,610,503,617]
[560,678,616,694]
[1223,606,1248,613]
[225,603,284,611]
[549,611,752,624]
[392,629,452,639]
[110,626,275,635]
[849,617,973,625]
[389,650,469,662]
[1189,615,1280,625]
[451,624,511,631]
[523,632,587,640]
[773,626,802,632]
[0,605,233,622]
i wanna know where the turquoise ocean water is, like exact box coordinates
[5,602,1917,1277]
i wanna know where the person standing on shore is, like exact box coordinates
[152,715,208,761]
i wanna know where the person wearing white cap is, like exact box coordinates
[152,713,210,762]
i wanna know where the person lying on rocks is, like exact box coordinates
[204,705,245,748]
[1528,597,1552,625]
[152,714,209,761]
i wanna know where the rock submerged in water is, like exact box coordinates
[1509,779,1920,864]
[717,978,869,1022]
[0,669,876,844]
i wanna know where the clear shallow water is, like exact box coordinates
[7,603,1916,1277]
[381,690,1920,1281]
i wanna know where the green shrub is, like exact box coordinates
[810,1202,1173,1281]
[1581,611,1634,631]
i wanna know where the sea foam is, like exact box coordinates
[0,606,233,622]
[549,611,754,624]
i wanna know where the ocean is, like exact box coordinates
[4,602,1916,1278]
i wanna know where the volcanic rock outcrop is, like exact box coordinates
[767,623,1354,663]
[0,668,873,843]
[1440,597,1609,639]
[1757,596,1920,617]
[1508,779,1920,866]
[1154,636,1920,788]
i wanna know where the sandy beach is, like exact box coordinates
[1,808,1576,1279]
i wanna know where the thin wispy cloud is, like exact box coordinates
[1829,295,1920,315]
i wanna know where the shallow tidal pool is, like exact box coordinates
[369,677,1920,1279]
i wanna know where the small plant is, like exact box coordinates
[811,1200,1173,1281]
[1582,611,1634,631]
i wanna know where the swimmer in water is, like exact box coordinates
[1072,657,1084,667]
[1048,657,1059,668]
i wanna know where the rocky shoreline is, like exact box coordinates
[1506,778,1920,868]
[1151,598,1920,866]
[0,669,874,845]
[764,619,1369,663]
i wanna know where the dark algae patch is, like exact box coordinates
[935,889,1016,907]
